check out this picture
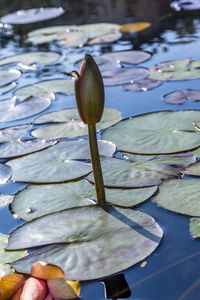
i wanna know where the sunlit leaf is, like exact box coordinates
[15,79,74,102]
[6,141,93,183]
[0,125,30,143]
[59,31,88,47]
[1,7,64,24]
[183,161,200,176]
[170,0,200,11]
[9,205,163,280]
[0,70,21,87]
[0,82,16,95]
[32,108,122,139]
[123,78,162,92]
[120,22,151,33]
[98,50,151,65]
[163,89,200,104]
[0,52,60,69]
[87,32,122,45]
[0,164,11,184]
[102,110,200,154]
[0,195,14,208]
[149,59,200,81]
[47,278,80,299]
[154,179,200,216]
[12,179,157,221]
[189,218,200,238]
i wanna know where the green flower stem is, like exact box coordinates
[88,123,106,206]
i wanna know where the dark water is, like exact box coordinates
[0,0,200,299]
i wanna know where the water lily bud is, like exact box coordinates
[20,277,47,300]
[74,54,105,124]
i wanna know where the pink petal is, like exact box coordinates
[20,277,47,300]
[44,292,54,300]
[12,285,24,300]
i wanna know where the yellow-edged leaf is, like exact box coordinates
[120,22,151,33]
[0,274,26,300]
[47,278,80,299]
[31,261,65,280]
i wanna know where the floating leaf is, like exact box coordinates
[0,82,16,95]
[123,78,162,92]
[6,142,92,183]
[189,218,200,238]
[0,125,30,143]
[32,108,122,139]
[0,96,51,122]
[87,32,122,45]
[0,52,60,68]
[0,195,14,208]
[149,59,200,81]
[0,164,11,184]
[102,110,200,154]
[163,89,200,104]
[183,161,200,176]
[1,7,64,24]
[170,0,200,11]
[120,22,151,33]
[59,31,88,47]
[98,50,151,65]
[0,69,21,87]
[154,179,200,216]
[9,205,163,280]
[12,179,157,221]
[102,67,149,86]
[15,79,74,102]
[0,233,27,277]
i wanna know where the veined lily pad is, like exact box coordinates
[0,195,14,208]
[123,78,162,92]
[12,179,157,221]
[0,69,21,87]
[6,140,94,183]
[163,89,200,104]
[1,7,64,24]
[0,97,51,123]
[149,59,200,81]
[98,50,151,65]
[183,161,200,176]
[0,233,27,276]
[32,108,122,139]
[0,164,11,184]
[102,110,200,154]
[0,82,16,95]
[102,67,149,86]
[0,52,60,68]
[154,179,200,216]
[120,22,151,33]
[15,79,74,102]
[8,205,163,280]
[0,125,30,143]
[189,218,200,238]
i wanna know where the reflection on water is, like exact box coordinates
[0,0,200,299]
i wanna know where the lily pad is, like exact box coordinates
[0,164,11,184]
[98,50,151,65]
[0,82,16,95]
[189,218,200,238]
[0,96,51,123]
[0,195,14,208]
[120,22,151,33]
[87,32,122,45]
[102,67,149,86]
[0,233,27,276]
[0,125,30,143]
[32,108,122,139]
[12,179,157,221]
[6,140,97,183]
[1,7,64,24]
[0,69,21,87]
[170,0,200,11]
[123,78,162,92]
[183,161,200,176]
[149,59,200,81]
[154,179,200,216]
[163,89,200,104]
[0,139,56,159]
[15,79,74,102]
[102,110,200,154]
[8,205,163,280]
[0,52,60,68]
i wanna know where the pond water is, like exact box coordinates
[0,0,200,299]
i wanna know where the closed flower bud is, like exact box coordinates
[73,54,105,124]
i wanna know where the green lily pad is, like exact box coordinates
[102,110,200,154]
[189,218,200,238]
[0,69,21,87]
[183,161,200,176]
[0,125,30,143]
[149,59,200,81]
[87,32,122,45]
[0,82,16,95]
[1,7,64,24]
[154,179,200,216]
[6,141,93,183]
[0,52,60,68]
[12,179,157,221]
[163,89,200,104]
[8,205,163,280]
[15,79,74,102]
[0,97,51,123]
[0,195,14,208]
[102,67,149,86]
[0,164,11,184]
[99,50,151,65]
[32,108,122,139]
[123,78,162,92]
[191,147,200,158]
[0,233,27,276]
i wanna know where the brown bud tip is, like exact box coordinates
[74,54,105,124]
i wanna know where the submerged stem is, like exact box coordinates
[88,123,106,206]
